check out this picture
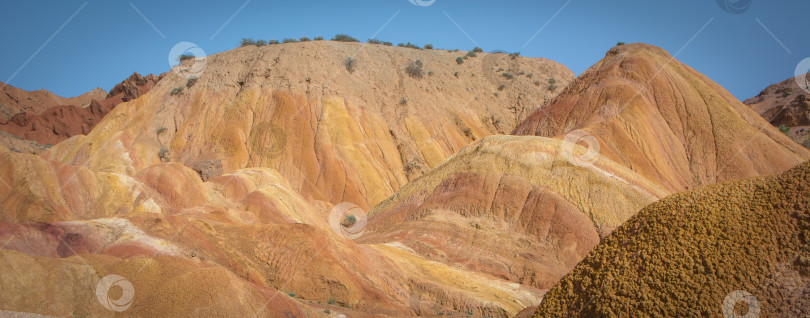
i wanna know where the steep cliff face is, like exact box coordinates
[514,43,809,193]
[533,161,810,317]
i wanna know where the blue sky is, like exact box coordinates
[0,0,807,100]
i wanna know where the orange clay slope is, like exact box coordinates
[533,159,810,317]
[514,43,810,193]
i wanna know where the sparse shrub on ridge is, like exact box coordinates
[314,36,324,41]
[255,39,267,46]
[466,51,477,58]
[367,38,382,44]
[498,84,506,91]
[382,41,393,46]
[472,46,483,53]
[424,44,433,49]
[240,38,257,47]
[178,54,195,61]
[405,42,422,50]
[268,39,280,44]
[509,52,520,59]
[282,38,298,43]
[397,43,406,47]
[170,87,184,95]
[617,41,626,46]
[502,72,514,79]
[548,77,558,91]
[332,34,359,42]
[456,57,464,64]
[299,37,311,42]
[406,60,424,78]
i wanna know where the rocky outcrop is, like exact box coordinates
[744,73,810,147]
[0,73,160,147]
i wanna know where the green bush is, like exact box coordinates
[456,57,464,64]
[328,296,337,304]
[332,34,359,42]
[509,52,520,59]
[382,41,393,46]
[498,84,506,91]
[400,98,408,105]
[534,81,541,86]
[367,38,382,44]
[170,87,184,95]
[344,57,356,73]
[268,39,280,44]
[299,36,310,42]
[617,41,626,46]
[282,38,298,43]
[779,124,791,134]
[341,214,357,227]
[424,44,433,49]
[255,39,267,46]
[548,77,558,91]
[314,36,324,41]
[406,60,424,78]
[405,42,422,49]
[240,38,257,47]
[185,76,198,88]
[178,54,195,61]
[465,51,477,58]
[397,43,406,47]
[158,147,170,162]
[502,72,514,79]
[472,46,483,52]
[527,73,534,78]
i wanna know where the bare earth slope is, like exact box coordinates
[514,43,809,193]
[533,160,810,317]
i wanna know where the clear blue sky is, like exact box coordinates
[1,0,807,100]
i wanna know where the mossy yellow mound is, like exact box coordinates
[533,161,810,317]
